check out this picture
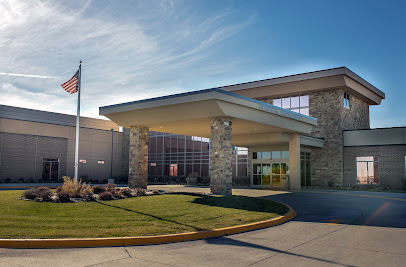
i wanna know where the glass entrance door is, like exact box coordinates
[253,163,271,187]
[262,163,271,187]
[42,158,59,181]
[271,163,289,189]
[272,163,281,188]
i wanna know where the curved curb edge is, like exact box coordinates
[0,205,296,249]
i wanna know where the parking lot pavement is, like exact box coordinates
[1,186,405,267]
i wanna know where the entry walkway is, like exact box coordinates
[148,185,291,198]
[1,187,406,266]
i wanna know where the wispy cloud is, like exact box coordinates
[0,0,255,119]
[0,73,58,79]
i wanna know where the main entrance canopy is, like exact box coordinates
[100,88,319,195]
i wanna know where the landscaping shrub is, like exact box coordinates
[36,187,52,201]
[112,191,125,199]
[23,188,40,200]
[92,185,106,194]
[22,187,52,201]
[57,191,71,202]
[328,180,335,188]
[82,191,96,201]
[105,183,116,192]
[111,188,124,199]
[99,191,113,200]
[136,188,147,196]
[120,188,135,198]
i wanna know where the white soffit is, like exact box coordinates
[100,89,317,138]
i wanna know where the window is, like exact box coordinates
[79,159,86,164]
[170,164,178,176]
[253,152,261,159]
[272,95,309,116]
[252,151,289,160]
[344,92,350,108]
[148,132,215,178]
[97,160,105,164]
[356,156,379,184]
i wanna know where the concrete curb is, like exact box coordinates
[0,205,296,249]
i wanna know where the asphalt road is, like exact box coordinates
[1,187,405,267]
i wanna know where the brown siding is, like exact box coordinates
[0,117,123,182]
[0,132,67,181]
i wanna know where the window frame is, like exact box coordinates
[344,92,350,109]
[356,156,379,185]
[272,94,309,116]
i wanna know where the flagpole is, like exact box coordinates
[74,60,82,183]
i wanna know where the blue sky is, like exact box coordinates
[0,0,405,128]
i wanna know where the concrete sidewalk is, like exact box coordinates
[148,184,292,198]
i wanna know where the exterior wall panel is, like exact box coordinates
[344,145,406,190]
[0,132,67,181]
[0,113,123,182]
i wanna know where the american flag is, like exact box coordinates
[61,70,79,94]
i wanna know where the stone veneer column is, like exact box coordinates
[128,126,149,189]
[289,133,301,190]
[210,118,233,195]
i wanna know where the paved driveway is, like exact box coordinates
[1,186,405,267]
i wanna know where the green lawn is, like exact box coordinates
[0,190,289,239]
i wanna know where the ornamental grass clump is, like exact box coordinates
[57,176,91,199]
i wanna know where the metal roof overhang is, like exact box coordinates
[100,89,321,147]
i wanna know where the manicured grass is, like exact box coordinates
[0,190,289,239]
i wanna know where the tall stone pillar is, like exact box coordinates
[129,126,149,189]
[210,118,233,195]
[289,133,301,190]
